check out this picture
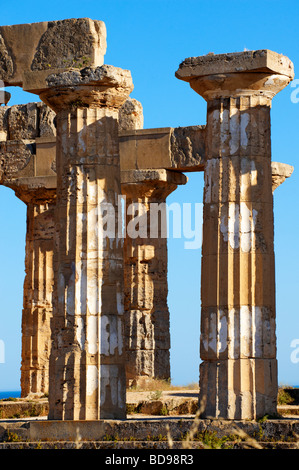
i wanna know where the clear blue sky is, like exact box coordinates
[0,0,298,390]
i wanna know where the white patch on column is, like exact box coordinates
[252,306,262,357]
[228,203,240,249]
[218,310,228,354]
[240,203,258,253]
[240,306,252,357]
[228,307,240,359]
[220,211,229,243]
[88,206,98,251]
[87,315,98,354]
[240,202,252,252]
[87,275,98,315]
[87,365,98,396]
[208,312,217,353]
[76,260,87,315]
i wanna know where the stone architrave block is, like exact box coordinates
[0,18,107,91]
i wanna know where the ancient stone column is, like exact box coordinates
[37,66,133,420]
[176,50,294,419]
[21,195,55,398]
[121,169,187,387]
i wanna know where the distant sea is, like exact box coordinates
[0,391,21,400]
[0,386,298,401]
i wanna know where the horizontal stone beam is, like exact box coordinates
[0,102,294,196]
[0,18,106,90]
[119,126,205,172]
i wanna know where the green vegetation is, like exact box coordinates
[278,387,295,405]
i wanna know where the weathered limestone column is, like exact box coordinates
[121,169,187,387]
[21,195,55,397]
[36,66,134,420]
[176,50,294,419]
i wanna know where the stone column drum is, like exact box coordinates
[21,196,56,398]
[122,169,187,387]
[176,50,294,419]
[38,66,134,420]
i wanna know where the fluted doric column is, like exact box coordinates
[21,195,55,397]
[121,169,187,387]
[176,50,294,419]
[39,65,133,420]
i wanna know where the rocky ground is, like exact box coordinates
[0,387,298,449]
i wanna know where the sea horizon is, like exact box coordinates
[1,384,299,400]
[0,390,21,399]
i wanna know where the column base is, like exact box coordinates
[199,359,278,420]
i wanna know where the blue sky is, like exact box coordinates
[0,0,298,390]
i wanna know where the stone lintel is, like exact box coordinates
[0,18,107,88]
[175,49,294,81]
[119,126,206,172]
[1,135,293,194]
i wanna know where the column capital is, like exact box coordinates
[175,50,294,101]
[121,169,187,199]
[38,65,134,113]
[271,161,294,192]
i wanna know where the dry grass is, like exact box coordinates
[127,378,199,393]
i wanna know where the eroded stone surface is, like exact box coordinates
[31,18,106,71]
[0,18,106,87]
[175,50,294,420]
[0,29,295,424]
[42,64,134,421]
[122,170,187,386]
[271,162,294,192]
[119,126,205,172]
[118,97,144,131]
[21,200,55,398]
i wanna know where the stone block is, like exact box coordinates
[35,137,56,177]
[37,103,56,137]
[0,18,106,88]
[0,140,34,183]
[7,103,39,140]
[119,98,144,131]
[119,126,205,172]
[176,50,294,81]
